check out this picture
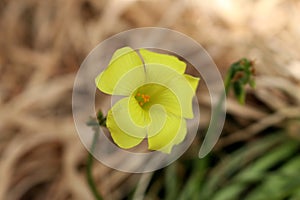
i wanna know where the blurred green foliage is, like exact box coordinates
[140,132,300,200]
[225,58,256,104]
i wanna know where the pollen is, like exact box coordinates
[135,92,150,106]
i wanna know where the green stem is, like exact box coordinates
[86,125,103,200]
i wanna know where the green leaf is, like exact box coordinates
[165,163,179,200]
[237,140,299,182]
[178,158,209,200]
[200,133,285,199]
[211,184,246,200]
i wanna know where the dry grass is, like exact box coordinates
[0,0,300,199]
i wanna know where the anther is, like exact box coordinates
[135,92,150,106]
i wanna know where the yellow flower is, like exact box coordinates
[95,47,199,153]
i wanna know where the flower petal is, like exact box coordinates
[145,64,199,119]
[113,66,146,95]
[147,104,167,137]
[110,98,147,138]
[147,111,187,153]
[107,98,147,149]
[171,119,187,145]
[95,47,144,95]
[159,119,187,153]
[128,94,151,127]
[139,49,186,74]
[167,74,198,118]
[135,83,182,117]
[184,74,200,92]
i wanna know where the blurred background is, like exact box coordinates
[1,0,300,199]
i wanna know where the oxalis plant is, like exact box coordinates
[86,47,255,200]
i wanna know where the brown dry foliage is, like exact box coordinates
[0,0,300,199]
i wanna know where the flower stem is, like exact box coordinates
[86,125,103,200]
[86,112,106,200]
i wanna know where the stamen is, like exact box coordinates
[135,92,150,106]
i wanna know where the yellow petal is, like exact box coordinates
[147,104,167,137]
[184,74,200,92]
[128,94,151,127]
[145,64,199,118]
[139,49,186,74]
[147,112,187,154]
[107,98,147,149]
[159,119,187,153]
[171,119,187,145]
[113,66,146,95]
[167,75,197,118]
[135,83,182,117]
[95,47,144,95]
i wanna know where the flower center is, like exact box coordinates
[135,92,150,106]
